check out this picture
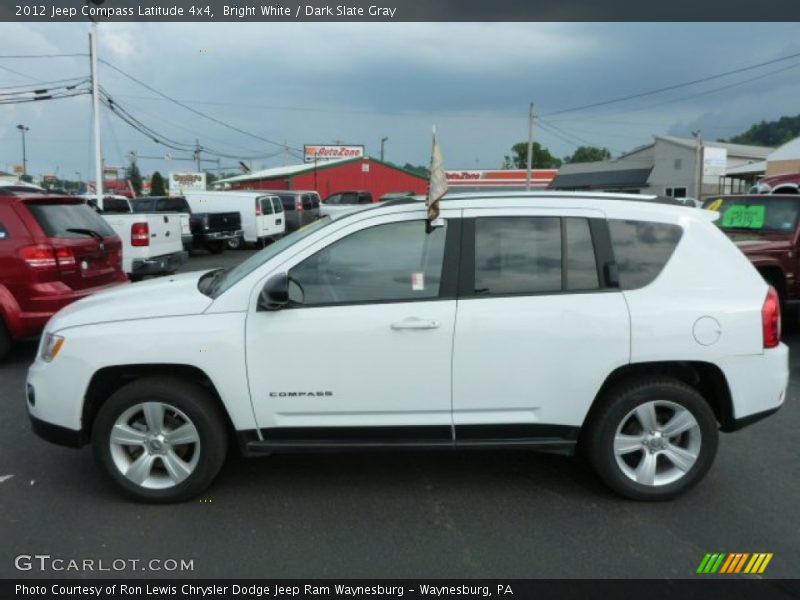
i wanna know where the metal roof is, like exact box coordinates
[215,157,355,184]
[549,168,653,190]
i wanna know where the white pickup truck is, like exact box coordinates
[86,195,188,280]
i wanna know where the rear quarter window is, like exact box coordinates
[279,195,296,211]
[25,202,116,239]
[608,219,683,290]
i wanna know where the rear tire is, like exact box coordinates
[91,376,228,503]
[205,241,224,254]
[226,236,243,250]
[585,377,718,501]
[0,318,11,361]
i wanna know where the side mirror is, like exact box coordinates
[258,273,289,311]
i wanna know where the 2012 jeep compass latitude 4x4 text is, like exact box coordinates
[27,193,788,502]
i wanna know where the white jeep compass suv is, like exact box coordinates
[27,193,788,502]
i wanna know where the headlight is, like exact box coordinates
[41,333,65,362]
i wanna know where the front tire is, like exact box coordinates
[585,378,718,501]
[91,376,228,503]
[0,318,11,361]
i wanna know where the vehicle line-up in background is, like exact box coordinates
[751,172,800,195]
[129,196,193,250]
[177,193,244,254]
[182,190,285,249]
[262,190,321,232]
[319,190,374,218]
[0,190,127,360]
[704,194,800,311]
[27,192,787,503]
[86,195,188,281]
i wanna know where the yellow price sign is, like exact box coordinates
[706,198,724,212]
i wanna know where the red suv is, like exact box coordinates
[0,191,128,359]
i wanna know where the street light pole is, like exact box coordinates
[526,102,535,191]
[89,22,103,203]
[380,137,388,162]
[16,124,29,176]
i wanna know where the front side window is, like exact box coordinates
[608,219,683,290]
[288,220,446,306]
[474,216,600,296]
[0,222,8,240]
[325,194,341,205]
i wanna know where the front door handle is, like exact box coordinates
[390,318,440,330]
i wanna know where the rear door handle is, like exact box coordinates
[390,318,440,330]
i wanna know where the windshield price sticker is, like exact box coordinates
[722,205,766,229]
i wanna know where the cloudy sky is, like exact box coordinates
[1,22,799,181]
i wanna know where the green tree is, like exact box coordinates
[564,146,612,164]
[205,171,218,188]
[402,163,430,178]
[504,142,562,169]
[20,174,33,183]
[150,171,166,196]
[724,114,800,147]
[125,162,143,196]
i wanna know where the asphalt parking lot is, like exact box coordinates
[1,247,798,579]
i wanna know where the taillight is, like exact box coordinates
[296,198,303,212]
[131,222,150,247]
[255,200,262,216]
[54,246,75,268]
[18,245,57,269]
[18,245,75,270]
[762,286,781,349]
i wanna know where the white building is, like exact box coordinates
[551,135,773,199]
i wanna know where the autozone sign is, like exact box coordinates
[169,172,206,191]
[304,145,364,163]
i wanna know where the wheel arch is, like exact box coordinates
[82,364,238,443]
[581,361,736,437]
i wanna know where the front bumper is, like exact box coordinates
[29,414,83,448]
[131,251,188,276]
[194,229,244,242]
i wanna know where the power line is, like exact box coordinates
[540,51,800,117]
[99,58,303,153]
[0,53,88,59]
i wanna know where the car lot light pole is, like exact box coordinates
[380,137,388,162]
[16,124,29,176]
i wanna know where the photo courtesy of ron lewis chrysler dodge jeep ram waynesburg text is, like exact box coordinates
[27,193,788,503]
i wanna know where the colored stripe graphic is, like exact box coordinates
[700,553,774,574]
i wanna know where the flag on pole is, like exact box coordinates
[427,126,448,230]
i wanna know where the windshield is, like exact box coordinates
[202,217,333,298]
[704,196,800,233]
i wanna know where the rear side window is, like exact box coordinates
[326,194,341,205]
[26,203,115,239]
[473,217,600,296]
[259,197,274,215]
[102,198,130,213]
[155,197,191,213]
[279,194,295,211]
[608,219,683,290]
[358,193,372,204]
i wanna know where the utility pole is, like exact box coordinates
[16,124,29,176]
[194,139,201,172]
[89,23,103,202]
[380,137,388,162]
[526,102,535,191]
[692,130,704,201]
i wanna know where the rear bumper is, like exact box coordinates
[193,229,243,242]
[131,251,188,276]
[718,343,789,430]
